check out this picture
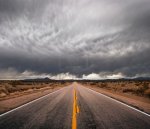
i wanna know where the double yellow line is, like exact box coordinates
[72,89,79,129]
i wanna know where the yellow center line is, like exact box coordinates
[72,89,79,129]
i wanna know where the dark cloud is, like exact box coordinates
[0,0,150,79]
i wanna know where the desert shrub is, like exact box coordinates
[135,83,140,86]
[142,83,149,90]
[123,88,135,93]
[112,85,119,92]
[90,82,96,85]
[121,84,125,87]
[99,83,108,88]
[144,89,150,98]
[6,86,18,93]
[133,83,148,95]
[27,83,33,85]
[8,81,24,86]
[134,83,149,95]
[135,87,145,95]
[61,82,65,84]
[0,87,9,95]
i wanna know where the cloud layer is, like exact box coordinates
[0,0,150,79]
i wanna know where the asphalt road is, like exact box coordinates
[0,82,150,129]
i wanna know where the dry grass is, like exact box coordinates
[0,81,70,98]
[80,81,150,98]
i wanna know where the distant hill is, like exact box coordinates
[22,77,150,82]
[23,77,52,82]
[77,77,150,82]
[1,76,149,82]
[131,77,150,81]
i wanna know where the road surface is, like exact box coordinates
[0,82,150,129]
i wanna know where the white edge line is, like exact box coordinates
[0,87,66,117]
[83,86,150,117]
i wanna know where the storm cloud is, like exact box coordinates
[0,0,150,79]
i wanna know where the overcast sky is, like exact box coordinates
[0,0,150,79]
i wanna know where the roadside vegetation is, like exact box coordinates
[80,81,150,98]
[0,81,70,99]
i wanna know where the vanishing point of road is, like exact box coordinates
[0,82,150,129]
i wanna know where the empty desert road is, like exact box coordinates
[0,82,150,129]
